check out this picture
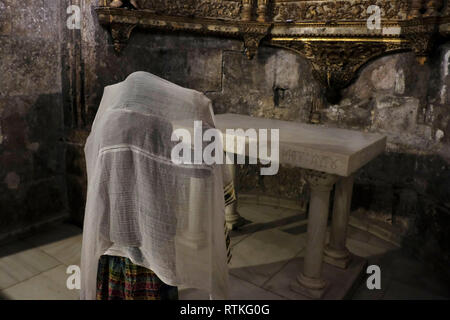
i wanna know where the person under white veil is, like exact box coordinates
[80,71,234,300]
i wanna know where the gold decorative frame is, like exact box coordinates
[96,0,450,100]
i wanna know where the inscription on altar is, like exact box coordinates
[214,114,387,178]
[281,149,342,172]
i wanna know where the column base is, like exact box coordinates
[324,245,352,269]
[177,232,206,250]
[225,212,246,230]
[291,273,327,299]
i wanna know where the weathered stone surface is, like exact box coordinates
[312,46,450,275]
[0,176,67,236]
[65,141,87,226]
[1,0,449,281]
[0,0,12,36]
[5,0,60,40]
[0,37,62,96]
[70,5,450,278]
[0,1,68,238]
[209,48,320,122]
[372,96,419,132]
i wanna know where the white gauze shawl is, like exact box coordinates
[80,72,229,299]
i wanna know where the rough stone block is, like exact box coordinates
[0,38,62,96]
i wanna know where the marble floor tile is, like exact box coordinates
[178,287,210,300]
[230,232,252,248]
[263,254,367,300]
[347,225,371,243]
[179,275,284,300]
[346,238,393,258]
[1,218,448,301]
[349,215,369,232]
[36,234,82,266]
[367,233,399,251]
[279,220,308,236]
[228,275,284,300]
[237,203,304,226]
[0,241,61,290]
[0,265,80,300]
[261,256,318,300]
[230,228,306,287]
[233,204,307,240]
[21,223,82,266]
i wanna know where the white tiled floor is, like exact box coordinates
[0,203,448,300]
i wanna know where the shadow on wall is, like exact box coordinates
[0,93,68,242]
[236,151,450,281]
[352,152,450,279]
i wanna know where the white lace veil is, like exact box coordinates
[80,72,229,299]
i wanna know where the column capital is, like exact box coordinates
[303,170,339,192]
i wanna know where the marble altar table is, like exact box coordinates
[174,113,387,299]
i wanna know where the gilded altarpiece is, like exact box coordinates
[96,0,450,99]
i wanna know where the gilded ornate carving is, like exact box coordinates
[403,17,440,63]
[242,0,254,21]
[111,23,137,52]
[239,23,271,59]
[138,0,242,20]
[110,0,139,9]
[273,0,410,22]
[270,39,409,100]
[408,0,423,19]
[257,0,269,23]
[96,0,449,101]
[423,0,443,17]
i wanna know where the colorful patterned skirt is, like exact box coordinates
[96,255,179,300]
[96,183,236,300]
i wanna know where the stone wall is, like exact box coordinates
[0,1,448,276]
[324,48,450,274]
[77,1,450,275]
[0,0,68,241]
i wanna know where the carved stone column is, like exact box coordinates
[242,0,254,21]
[257,0,268,22]
[291,170,339,299]
[324,175,354,269]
